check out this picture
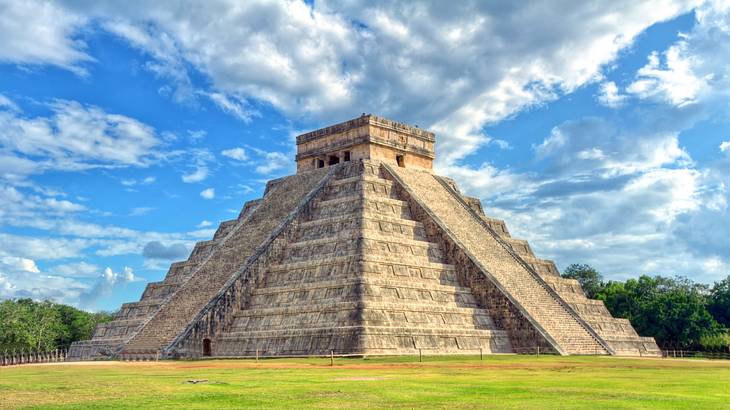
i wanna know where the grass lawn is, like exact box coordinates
[1,355,729,409]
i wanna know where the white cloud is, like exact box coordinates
[221,147,248,161]
[0,185,87,230]
[0,233,90,260]
[205,92,258,123]
[103,19,194,102]
[0,97,162,179]
[490,139,511,150]
[534,118,690,177]
[626,46,706,106]
[0,93,19,111]
[187,129,206,143]
[597,81,627,108]
[0,1,91,74]
[129,206,154,216]
[197,220,212,228]
[142,241,189,260]
[181,167,208,183]
[79,266,139,309]
[0,256,40,273]
[9,0,693,165]
[720,141,730,153]
[181,149,214,183]
[254,151,291,175]
[51,261,99,278]
[121,176,156,187]
[200,188,215,199]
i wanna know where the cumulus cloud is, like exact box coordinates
[0,256,133,309]
[103,19,194,103]
[0,93,19,111]
[0,233,90,260]
[0,1,92,74]
[129,206,154,216]
[0,185,88,231]
[534,117,690,177]
[51,261,99,278]
[205,92,258,123]
[142,241,189,260]
[200,187,215,199]
[197,220,212,228]
[597,81,627,108]
[121,176,156,187]
[0,256,40,274]
[78,266,139,309]
[0,97,162,180]
[221,147,248,161]
[252,149,291,175]
[181,149,214,183]
[181,167,208,183]
[626,47,705,106]
[721,141,730,153]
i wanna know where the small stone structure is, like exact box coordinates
[69,114,660,360]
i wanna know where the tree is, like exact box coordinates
[596,275,719,349]
[0,299,62,351]
[561,264,604,298]
[0,299,114,352]
[709,275,730,328]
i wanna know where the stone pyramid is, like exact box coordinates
[69,115,660,360]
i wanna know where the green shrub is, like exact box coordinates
[699,332,730,352]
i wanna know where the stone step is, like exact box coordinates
[210,326,512,356]
[140,282,179,301]
[230,303,495,332]
[519,255,561,277]
[262,256,459,288]
[478,215,511,237]
[248,280,482,310]
[309,194,413,220]
[296,214,427,242]
[220,325,505,339]
[267,255,456,273]
[254,277,474,296]
[503,238,534,259]
[233,300,491,318]
[213,219,238,240]
[287,232,436,251]
[321,175,399,201]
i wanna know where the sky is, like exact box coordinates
[1,0,729,312]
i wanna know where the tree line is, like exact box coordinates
[0,299,114,352]
[562,264,730,351]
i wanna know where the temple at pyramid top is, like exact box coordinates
[296,114,435,172]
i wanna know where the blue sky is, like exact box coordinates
[1,1,729,312]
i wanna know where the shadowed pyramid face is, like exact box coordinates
[295,114,435,173]
[68,115,660,361]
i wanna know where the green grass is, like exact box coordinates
[1,355,729,409]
